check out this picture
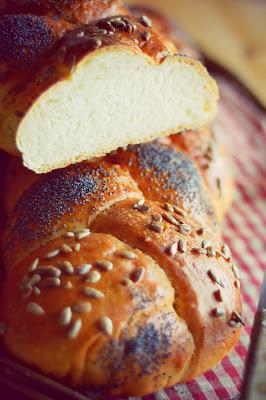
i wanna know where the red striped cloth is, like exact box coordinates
[120,79,265,400]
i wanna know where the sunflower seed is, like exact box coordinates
[172,205,186,217]
[42,277,61,288]
[149,221,162,233]
[164,203,174,213]
[85,270,101,283]
[73,302,92,314]
[202,240,211,249]
[73,243,81,252]
[28,258,39,272]
[59,307,72,326]
[61,244,73,254]
[119,250,137,260]
[61,261,74,275]
[213,307,225,317]
[29,274,41,286]
[33,287,41,296]
[75,229,90,240]
[95,260,113,271]
[135,204,150,212]
[178,239,187,253]
[64,232,75,238]
[167,242,178,256]
[232,311,245,326]
[228,319,239,328]
[139,15,152,28]
[221,244,231,260]
[208,270,218,283]
[99,316,113,336]
[152,213,162,222]
[68,319,82,339]
[36,266,61,277]
[179,224,191,235]
[131,267,145,283]
[214,289,223,302]
[26,303,45,315]
[77,264,92,275]
[83,287,104,299]
[45,249,60,259]
[163,213,179,226]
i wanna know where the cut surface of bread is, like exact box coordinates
[18,50,218,173]
[0,15,218,173]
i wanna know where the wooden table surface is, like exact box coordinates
[128,0,266,108]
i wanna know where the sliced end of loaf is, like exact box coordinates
[17,48,218,173]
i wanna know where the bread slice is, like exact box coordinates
[0,15,218,173]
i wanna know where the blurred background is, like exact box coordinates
[128,0,266,109]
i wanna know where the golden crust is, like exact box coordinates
[1,148,241,396]
[0,0,127,24]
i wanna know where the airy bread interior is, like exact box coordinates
[17,47,218,173]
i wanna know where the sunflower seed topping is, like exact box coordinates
[45,249,60,259]
[59,307,72,326]
[173,205,186,217]
[95,260,113,271]
[42,277,61,288]
[228,319,239,328]
[68,319,82,339]
[202,240,211,249]
[152,213,162,222]
[135,203,149,212]
[140,15,152,28]
[33,287,41,296]
[232,311,245,326]
[77,264,92,275]
[167,242,178,256]
[213,307,225,317]
[180,224,191,235]
[208,270,218,283]
[61,244,73,254]
[99,316,113,336]
[85,270,101,283]
[75,229,91,240]
[0,321,7,336]
[83,287,104,299]
[29,274,42,286]
[149,220,162,232]
[28,258,39,272]
[131,267,145,283]
[36,266,61,277]
[178,239,187,253]
[163,213,179,226]
[221,244,231,260]
[214,289,223,302]
[164,203,174,213]
[26,303,45,315]
[119,250,137,260]
[61,261,74,275]
[73,243,81,252]
[64,232,75,238]
[73,302,92,314]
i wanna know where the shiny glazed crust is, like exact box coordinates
[1,141,242,396]
[0,0,127,24]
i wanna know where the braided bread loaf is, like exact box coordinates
[0,137,241,396]
[0,2,241,397]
